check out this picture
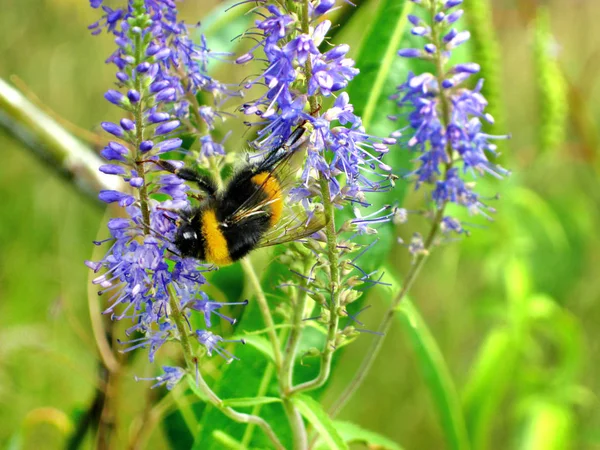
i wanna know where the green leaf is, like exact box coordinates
[462,328,516,450]
[232,334,275,362]
[163,409,195,450]
[291,394,348,450]
[194,296,291,450]
[329,421,404,450]
[347,0,412,129]
[519,399,574,450]
[346,0,418,186]
[222,397,281,408]
[512,187,569,251]
[337,0,421,273]
[212,430,248,450]
[198,0,253,56]
[396,300,470,450]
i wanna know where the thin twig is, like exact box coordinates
[0,77,124,200]
[240,258,283,368]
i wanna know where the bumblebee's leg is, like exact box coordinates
[282,123,309,150]
[257,123,310,170]
[152,160,218,198]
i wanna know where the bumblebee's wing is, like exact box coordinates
[226,126,310,225]
[226,152,300,224]
[256,209,327,248]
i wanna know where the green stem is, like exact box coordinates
[288,177,341,395]
[328,1,455,417]
[133,32,151,235]
[167,286,285,450]
[282,398,308,450]
[281,266,311,392]
[279,256,313,450]
[241,362,276,446]
[239,258,308,447]
[240,258,283,369]
[328,207,445,417]
[285,0,341,397]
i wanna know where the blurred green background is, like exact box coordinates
[2,0,600,449]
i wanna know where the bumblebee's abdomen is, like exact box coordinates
[201,208,232,266]
[251,172,283,226]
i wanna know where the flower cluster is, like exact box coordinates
[232,1,398,350]
[391,0,509,237]
[237,4,395,211]
[87,0,243,389]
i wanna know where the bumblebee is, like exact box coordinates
[156,124,325,266]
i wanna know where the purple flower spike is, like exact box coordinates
[155,138,182,153]
[98,190,135,206]
[447,9,464,24]
[136,62,150,73]
[101,122,123,137]
[146,43,160,57]
[99,164,127,175]
[150,80,170,93]
[129,177,144,188]
[443,28,458,43]
[424,44,436,54]
[105,89,127,106]
[392,0,508,236]
[235,53,253,64]
[315,0,335,14]
[155,87,176,102]
[454,63,480,74]
[398,48,421,58]
[445,0,463,8]
[135,366,185,391]
[153,47,171,61]
[447,30,470,48]
[127,89,141,103]
[408,14,421,25]
[147,112,170,124]
[89,0,245,386]
[120,118,135,131]
[139,140,154,152]
[116,72,129,82]
[411,26,428,36]
[155,120,180,136]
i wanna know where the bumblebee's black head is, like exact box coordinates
[174,222,205,261]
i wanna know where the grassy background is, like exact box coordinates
[2,0,600,448]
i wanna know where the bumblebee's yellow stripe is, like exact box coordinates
[201,209,232,266]
[251,172,283,226]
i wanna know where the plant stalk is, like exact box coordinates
[329,1,455,416]
[167,285,285,449]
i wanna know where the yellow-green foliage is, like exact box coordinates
[464,0,504,128]
[534,7,568,154]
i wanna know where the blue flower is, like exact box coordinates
[392,0,509,233]
[87,0,245,388]
[135,365,186,390]
[237,5,393,215]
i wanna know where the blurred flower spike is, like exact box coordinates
[391,0,510,239]
[86,0,245,389]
